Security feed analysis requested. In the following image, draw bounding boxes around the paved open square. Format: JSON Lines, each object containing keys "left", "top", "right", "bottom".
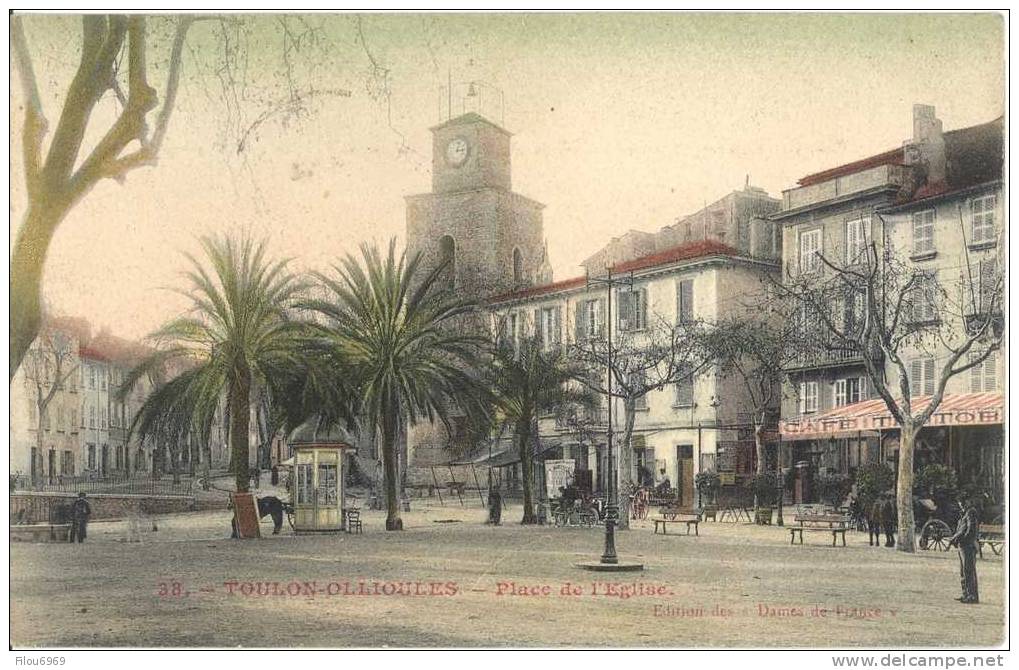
{"left": 10, "top": 505, "right": 1005, "bottom": 648}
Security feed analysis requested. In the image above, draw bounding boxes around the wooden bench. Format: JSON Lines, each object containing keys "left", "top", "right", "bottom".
{"left": 978, "top": 524, "right": 1004, "bottom": 557}
{"left": 653, "top": 511, "right": 701, "bottom": 536}
{"left": 10, "top": 523, "right": 72, "bottom": 543}
{"left": 789, "top": 514, "right": 849, "bottom": 547}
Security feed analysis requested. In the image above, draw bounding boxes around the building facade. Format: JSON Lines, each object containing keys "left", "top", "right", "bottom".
{"left": 775, "top": 105, "right": 1004, "bottom": 501}
{"left": 487, "top": 240, "right": 781, "bottom": 506}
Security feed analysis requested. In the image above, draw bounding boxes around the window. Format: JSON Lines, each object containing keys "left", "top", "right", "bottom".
{"left": 512, "top": 248, "right": 523, "bottom": 284}
{"left": 674, "top": 369, "right": 694, "bottom": 407}
{"left": 676, "top": 279, "right": 695, "bottom": 323}
{"left": 845, "top": 215, "right": 870, "bottom": 264}
{"left": 798, "top": 229, "right": 821, "bottom": 273}
{"left": 61, "top": 450, "right": 74, "bottom": 475}
{"left": 909, "top": 357, "right": 936, "bottom": 397}
{"left": 70, "top": 408, "right": 77, "bottom": 432}
{"left": 503, "top": 312, "right": 519, "bottom": 350}
{"left": 89, "top": 406, "right": 96, "bottom": 429}
{"left": 912, "top": 209, "right": 935, "bottom": 254}
{"left": 576, "top": 298, "right": 602, "bottom": 340}
{"left": 536, "top": 306, "right": 561, "bottom": 350}
{"left": 88, "top": 366, "right": 95, "bottom": 390}
{"left": 87, "top": 445, "right": 96, "bottom": 470}
{"left": 973, "top": 258, "right": 1000, "bottom": 313}
{"left": 618, "top": 288, "right": 647, "bottom": 331}
{"left": 631, "top": 372, "right": 648, "bottom": 410}
{"left": 834, "top": 377, "right": 866, "bottom": 407}
{"left": 971, "top": 195, "right": 996, "bottom": 244}
{"left": 101, "top": 371, "right": 107, "bottom": 391}
{"left": 908, "top": 271, "right": 939, "bottom": 323}
{"left": 799, "top": 381, "right": 819, "bottom": 414}
{"left": 101, "top": 407, "right": 107, "bottom": 429}
{"left": 970, "top": 352, "right": 998, "bottom": 392}
{"left": 56, "top": 406, "right": 64, "bottom": 432}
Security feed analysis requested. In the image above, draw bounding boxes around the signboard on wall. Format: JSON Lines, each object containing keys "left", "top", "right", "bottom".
{"left": 544, "top": 459, "right": 576, "bottom": 494}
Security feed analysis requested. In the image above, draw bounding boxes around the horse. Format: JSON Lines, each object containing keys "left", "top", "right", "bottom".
{"left": 230, "top": 495, "right": 286, "bottom": 537}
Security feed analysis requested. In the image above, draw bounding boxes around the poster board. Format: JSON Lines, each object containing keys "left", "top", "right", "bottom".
{"left": 544, "top": 459, "right": 576, "bottom": 495}
{"left": 232, "top": 492, "right": 261, "bottom": 539}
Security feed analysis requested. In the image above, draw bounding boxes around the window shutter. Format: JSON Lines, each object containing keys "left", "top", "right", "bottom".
{"left": 597, "top": 298, "right": 607, "bottom": 338}
{"left": 532, "top": 308, "right": 541, "bottom": 343}
{"left": 678, "top": 280, "right": 694, "bottom": 323}
{"left": 982, "top": 354, "right": 997, "bottom": 391}
{"left": 859, "top": 376, "right": 868, "bottom": 400}
{"left": 845, "top": 220, "right": 858, "bottom": 263}
{"left": 617, "top": 291, "right": 631, "bottom": 330}
{"left": 554, "top": 306, "right": 562, "bottom": 344}
{"left": 909, "top": 360, "right": 921, "bottom": 396}
{"left": 575, "top": 302, "right": 586, "bottom": 341}
{"left": 799, "top": 383, "right": 806, "bottom": 414}
{"left": 923, "top": 358, "right": 936, "bottom": 396}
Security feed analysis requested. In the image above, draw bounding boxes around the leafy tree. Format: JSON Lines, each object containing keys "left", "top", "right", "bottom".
{"left": 304, "top": 240, "right": 487, "bottom": 531}
{"left": 123, "top": 236, "right": 308, "bottom": 493}
{"left": 854, "top": 462, "right": 895, "bottom": 511}
{"left": 815, "top": 473, "right": 852, "bottom": 508}
{"left": 486, "top": 332, "right": 594, "bottom": 524}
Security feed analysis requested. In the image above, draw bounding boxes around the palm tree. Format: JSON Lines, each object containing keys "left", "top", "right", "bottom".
{"left": 486, "top": 333, "right": 594, "bottom": 524}
{"left": 123, "top": 236, "right": 309, "bottom": 493}
{"left": 304, "top": 239, "right": 487, "bottom": 531}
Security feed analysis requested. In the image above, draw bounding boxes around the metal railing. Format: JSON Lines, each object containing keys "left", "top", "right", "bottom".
{"left": 10, "top": 473, "right": 193, "bottom": 497}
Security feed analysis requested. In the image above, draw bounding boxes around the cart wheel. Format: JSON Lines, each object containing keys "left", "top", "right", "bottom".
{"left": 921, "top": 519, "right": 952, "bottom": 551}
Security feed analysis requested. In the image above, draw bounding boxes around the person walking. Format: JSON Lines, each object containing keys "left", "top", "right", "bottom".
{"left": 868, "top": 497, "right": 883, "bottom": 547}
{"left": 880, "top": 493, "right": 897, "bottom": 548}
{"left": 949, "top": 499, "right": 980, "bottom": 604}
{"left": 69, "top": 492, "right": 91, "bottom": 543}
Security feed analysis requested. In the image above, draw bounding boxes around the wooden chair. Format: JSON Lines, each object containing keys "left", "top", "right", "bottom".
{"left": 346, "top": 507, "right": 363, "bottom": 534}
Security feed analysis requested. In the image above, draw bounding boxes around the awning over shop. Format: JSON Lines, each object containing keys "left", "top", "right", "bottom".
{"left": 780, "top": 392, "right": 1004, "bottom": 441}
{"left": 448, "top": 440, "right": 567, "bottom": 468}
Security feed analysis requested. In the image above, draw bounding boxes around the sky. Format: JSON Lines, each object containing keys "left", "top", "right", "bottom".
{"left": 9, "top": 12, "right": 1006, "bottom": 340}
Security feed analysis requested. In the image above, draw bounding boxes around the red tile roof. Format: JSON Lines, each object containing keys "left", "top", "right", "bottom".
{"left": 797, "top": 147, "right": 905, "bottom": 187}
{"left": 488, "top": 239, "right": 740, "bottom": 304}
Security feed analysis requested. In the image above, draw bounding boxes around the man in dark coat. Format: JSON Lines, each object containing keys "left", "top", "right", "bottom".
{"left": 868, "top": 498, "right": 883, "bottom": 546}
{"left": 949, "top": 499, "right": 980, "bottom": 604}
{"left": 880, "top": 494, "right": 897, "bottom": 547}
{"left": 69, "top": 492, "right": 91, "bottom": 543}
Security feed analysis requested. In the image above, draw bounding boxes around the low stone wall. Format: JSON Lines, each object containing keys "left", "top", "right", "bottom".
{"left": 10, "top": 492, "right": 196, "bottom": 523}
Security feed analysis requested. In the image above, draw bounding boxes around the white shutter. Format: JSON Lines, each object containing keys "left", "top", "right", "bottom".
{"left": 799, "top": 383, "right": 806, "bottom": 414}
{"left": 859, "top": 376, "right": 868, "bottom": 400}
{"left": 984, "top": 353, "right": 997, "bottom": 391}
{"left": 909, "top": 359, "right": 922, "bottom": 396}
{"left": 923, "top": 358, "right": 936, "bottom": 396}
{"left": 845, "top": 219, "right": 859, "bottom": 263}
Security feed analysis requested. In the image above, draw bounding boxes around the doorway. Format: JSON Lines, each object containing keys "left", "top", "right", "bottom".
{"left": 676, "top": 444, "right": 694, "bottom": 508}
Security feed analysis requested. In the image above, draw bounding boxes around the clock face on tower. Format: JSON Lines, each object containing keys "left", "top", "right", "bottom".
{"left": 445, "top": 137, "right": 470, "bottom": 167}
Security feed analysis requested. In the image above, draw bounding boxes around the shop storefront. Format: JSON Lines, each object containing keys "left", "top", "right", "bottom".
{"left": 780, "top": 392, "right": 1004, "bottom": 503}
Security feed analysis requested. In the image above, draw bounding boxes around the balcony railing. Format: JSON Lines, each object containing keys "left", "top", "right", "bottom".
{"left": 785, "top": 341, "right": 881, "bottom": 371}
{"left": 555, "top": 407, "right": 608, "bottom": 431}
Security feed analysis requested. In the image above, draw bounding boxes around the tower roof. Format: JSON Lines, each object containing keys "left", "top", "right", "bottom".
{"left": 430, "top": 112, "right": 512, "bottom": 137}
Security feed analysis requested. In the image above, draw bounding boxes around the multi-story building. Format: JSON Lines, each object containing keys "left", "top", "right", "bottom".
{"left": 9, "top": 316, "right": 88, "bottom": 484}
{"left": 776, "top": 105, "right": 1004, "bottom": 500}
{"left": 488, "top": 237, "right": 782, "bottom": 507}
{"left": 581, "top": 185, "right": 781, "bottom": 275}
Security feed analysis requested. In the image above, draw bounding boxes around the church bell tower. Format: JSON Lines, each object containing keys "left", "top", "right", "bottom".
{"left": 405, "top": 86, "right": 548, "bottom": 299}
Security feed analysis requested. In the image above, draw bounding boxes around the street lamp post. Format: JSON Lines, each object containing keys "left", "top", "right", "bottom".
{"left": 585, "top": 268, "right": 633, "bottom": 566}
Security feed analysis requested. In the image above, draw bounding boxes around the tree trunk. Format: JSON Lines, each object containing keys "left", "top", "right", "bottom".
{"left": 229, "top": 368, "right": 251, "bottom": 493}
{"left": 380, "top": 399, "right": 403, "bottom": 530}
{"left": 753, "top": 419, "right": 766, "bottom": 515}
{"left": 10, "top": 204, "right": 66, "bottom": 382}
{"left": 616, "top": 399, "right": 637, "bottom": 531}
{"left": 517, "top": 418, "right": 537, "bottom": 524}
{"left": 896, "top": 422, "right": 917, "bottom": 553}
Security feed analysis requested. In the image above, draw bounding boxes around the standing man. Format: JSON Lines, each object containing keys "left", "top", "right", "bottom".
{"left": 949, "top": 499, "right": 980, "bottom": 604}
{"left": 880, "top": 493, "right": 897, "bottom": 548}
{"left": 69, "top": 492, "right": 92, "bottom": 543}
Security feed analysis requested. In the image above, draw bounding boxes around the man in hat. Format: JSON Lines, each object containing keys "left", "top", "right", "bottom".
{"left": 949, "top": 498, "right": 980, "bottom": 604}
{"left": 69, "top": 492, "right": 92, "bottom": 543}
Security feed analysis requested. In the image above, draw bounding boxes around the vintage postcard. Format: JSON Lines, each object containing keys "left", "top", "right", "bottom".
{"left": 7, "top": 9, "right": 1008, "bottom": 657}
